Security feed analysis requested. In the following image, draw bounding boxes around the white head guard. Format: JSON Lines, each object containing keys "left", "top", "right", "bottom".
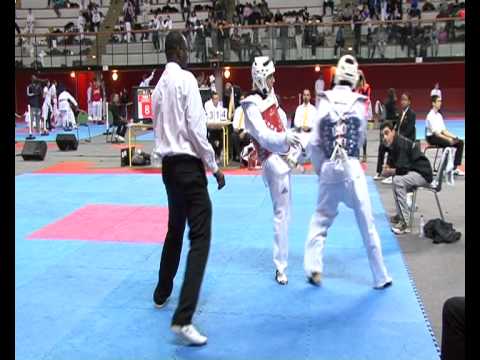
{"left": 251, "top": 56, "right": 275, "bottom": 96}
{"left": 334, "top": 55, "right": 359, "bottom": 89}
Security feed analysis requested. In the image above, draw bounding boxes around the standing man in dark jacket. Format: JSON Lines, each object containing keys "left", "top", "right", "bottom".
{"left": 395, "top": 93, "right": 416, "bottom": 142}
{"left": 27, "top": 75, "right": 44, "bottom": 135}
{"left": 374, "top": 88, "right": 399, "bottom": 180}
{"left": 380, "top": 120, "right": 433, "bottom": 234}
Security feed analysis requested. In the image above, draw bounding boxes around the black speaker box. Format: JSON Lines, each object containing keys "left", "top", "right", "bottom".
{"left": 56, "top": 134, "right": 78, "bottom": 151}
{"left": 120, "top": 147, "right": 135, "bottom": 167}
{"left": 21, "top": 141, "right": 47, "bottom": 161}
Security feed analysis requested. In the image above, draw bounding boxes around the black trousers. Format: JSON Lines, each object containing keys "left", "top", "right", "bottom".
{"left": 441, "top": 296, "right": 465, "bottom": 360}
{"left": 114, "top": 121, "right": 127, "bottom": 137}
{"left": 426, "top": 135, "right": 464, "bottom": 167}
{"left": 207, "top": 129, "right": 223, "bottom": 158}
{"left": 232, "top": 131, "right": 251, "bottom": 161}
{"left": 155, "top": 155, "right": 212, "bottom": 326}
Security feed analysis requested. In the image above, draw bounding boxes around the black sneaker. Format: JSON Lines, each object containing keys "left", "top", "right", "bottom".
{"left": 374, "top": 280, "right": 393, "bottom": 290}
{"left": 153, "top": 285, "right": 170, "bottom": 308}
{"left": 307, "top": 272, "right": 322, "bottom": 286}
{"left": 391, "top": 221, "right": 410, "bottom": 235}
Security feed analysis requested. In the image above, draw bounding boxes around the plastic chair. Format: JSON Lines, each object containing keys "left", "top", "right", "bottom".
{"left": 408, "top": 150, "right": 449, "bottom": 230}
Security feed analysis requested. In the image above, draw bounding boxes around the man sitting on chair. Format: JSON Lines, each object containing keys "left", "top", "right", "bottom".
{"left": 380, "top": 121, "right": 433, "bottom": 235}
{"left": 425, "top": 95, "right": 464, "bottom": 176}
{"left": 204, "top": 92, "right": 227, "bottom": 162}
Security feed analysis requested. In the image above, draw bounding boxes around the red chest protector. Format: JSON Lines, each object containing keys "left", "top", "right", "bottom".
{"left": 252, "top": 102, "right": 285, "bottom": 162}
{"left": 92, "top": 87, "right": 102, "bottom": 102}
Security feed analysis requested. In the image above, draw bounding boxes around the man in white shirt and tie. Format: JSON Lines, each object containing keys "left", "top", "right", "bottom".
{"left": 151, "top": 31, "right": 226, "bottom": 347}
{"left": 293, "top": 89, "right": 317, "bottom": 132}
{"left": 204, "top": 92, "right": 227, "bottom": 161}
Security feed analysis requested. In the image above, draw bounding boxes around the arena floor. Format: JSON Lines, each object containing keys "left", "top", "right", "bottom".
{"left": 15, "top": 121, "right": 465, "bottom": 359}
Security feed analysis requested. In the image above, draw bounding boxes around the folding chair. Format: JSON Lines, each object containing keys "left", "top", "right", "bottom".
{"left": 76, "top": 110, "right": 91, "bottom": 142}
{"left": 423, "top": 127, "right": 443, "bottom": 172}
{"left": 408, "top": 150, "right": 449, "bottom": 230}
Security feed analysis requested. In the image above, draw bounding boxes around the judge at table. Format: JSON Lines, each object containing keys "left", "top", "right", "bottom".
{"left": 204, "top": 92, "right": 227, "bottom": 161}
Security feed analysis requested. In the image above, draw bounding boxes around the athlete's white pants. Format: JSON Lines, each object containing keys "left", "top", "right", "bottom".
{"left": 91, "top": 100, "right": 102, "bottom": 121}
{"left": 263, "top": 162, "right": 291, "bottom": 274}
{"left": 57, "top": 109, "right": 76, "bottom": 128}
{"left": 304, "top": 159, "right": 392, "bottom": 288}
{"left": 42, "top": 102, "right": 52, "bottom": 123}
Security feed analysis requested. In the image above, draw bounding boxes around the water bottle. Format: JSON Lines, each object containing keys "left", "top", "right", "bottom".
{"left": 419, "top": 215, "right": 425, "bottom": 238}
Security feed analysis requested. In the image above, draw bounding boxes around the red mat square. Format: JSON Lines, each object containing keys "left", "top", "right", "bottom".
{"left": 28, "top": 204, "right": 169, "bottom": 243}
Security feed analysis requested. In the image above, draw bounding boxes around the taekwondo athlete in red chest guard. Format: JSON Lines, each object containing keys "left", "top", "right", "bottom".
{"left": 241, "top": 56, "right": 303, "bottom": 285}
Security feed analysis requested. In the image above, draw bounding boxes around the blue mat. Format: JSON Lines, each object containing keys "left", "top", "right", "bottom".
{"left": 15, "top": 174, "right": 440, "bottom": 360}
{"left": 15, "top": 123, "right": 106, "bottom": 142}
{"left": 136, "top": 129, "right": 155, "bottom": 141}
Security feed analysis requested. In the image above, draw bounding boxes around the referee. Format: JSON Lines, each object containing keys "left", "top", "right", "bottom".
{"left": 151, "top": 31, "right": 225, "bottom": 346}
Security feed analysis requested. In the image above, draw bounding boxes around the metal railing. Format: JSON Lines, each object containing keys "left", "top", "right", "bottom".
{"left": 15, "top": 17, "right": 464, "bottom": 69}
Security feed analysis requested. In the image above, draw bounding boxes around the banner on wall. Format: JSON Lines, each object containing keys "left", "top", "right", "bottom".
{"left": 133, "top": 86, "right": 154, "bottom": 122}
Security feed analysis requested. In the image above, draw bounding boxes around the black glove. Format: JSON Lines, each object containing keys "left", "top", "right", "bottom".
{"left": 214, "top": 170, "right": 226, "bottom": 190}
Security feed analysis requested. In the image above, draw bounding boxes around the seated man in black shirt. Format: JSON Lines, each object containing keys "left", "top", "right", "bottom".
{"left": 380, "top": 121, "right": 433, "bottom": 235}
{"left": 109, "top": 93, "right": 128, "bottom": 142}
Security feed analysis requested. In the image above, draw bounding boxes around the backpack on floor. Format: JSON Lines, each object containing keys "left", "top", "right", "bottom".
{"left": 424, "top": 218, "right": 461, "bottom": 244}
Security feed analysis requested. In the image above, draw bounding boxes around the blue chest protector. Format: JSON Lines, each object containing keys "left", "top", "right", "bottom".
{"left": 319, "top": 115, "right": 362, "bottom": 159}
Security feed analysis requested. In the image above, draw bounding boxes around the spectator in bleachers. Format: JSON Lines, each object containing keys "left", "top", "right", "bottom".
{"left": 294, "top": 17, "right": 303, "bottom": 60}
{"left": 352, "top": 8, "right": 363, "bottom": 56}
{"left": 376, "top": 23, "right": 387, "bottom": 58}
{"left": 230, "top": 26, "right": 243, "bottom": 61}
{"left": 429, "top": 23, "right": 439, "bottom": 57}
{"left": 278, "top": 20, "right": 289, "bottom": 61}
{"left": 91, "top": 6, "right": 103, "bottom": 32}
{"left": 324, "top": 0, "right": 335, "bottom": 16}
{"left": 161, "top": 15, "right": 173, "bottom": 49}
{"left": 368, "top": 0, "right": 380, "bottom": 20}
{"left": 422, "top": 1, "right": 436, "bottom": 12}
{"left": 193, "top": 20, "right": 207, "bottom": 62}
{"left": 152, "top": 14, "right": 161, "bottom": 50}
{"left": 334, "top": 25, "right": 345, "bottom": 57}
{"left": 124, "top": 0, "right": 136, "bottom": 42}
{"left": 77, "top": 11, "right": 86, "bottom": 43}
{"left": 25, "top": 9, "right": 35, "bottom": 45}
{"left": 302, "top": 6, "right": 310, "bottom": 22}
{"left": 425, "top": 95, "right": 464, "bottom": 176}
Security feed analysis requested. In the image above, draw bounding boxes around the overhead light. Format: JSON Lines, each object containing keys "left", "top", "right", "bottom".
{"left": 314, "top": 65, "right": 321, "bottom": 72}
{"left": 224, "top": 68, "right": 231, "bottom": 79}
{"left": 348, "top": 47, "right": 353, "bottom": 51}
{"left": 112, "top": 71, "right": 118, "bottom": 81}
{"left": 70, "top": 71, "right": 76, "bottom": 78}
{"left": 92, "top": 55, "right": 96, "bottom": 59}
